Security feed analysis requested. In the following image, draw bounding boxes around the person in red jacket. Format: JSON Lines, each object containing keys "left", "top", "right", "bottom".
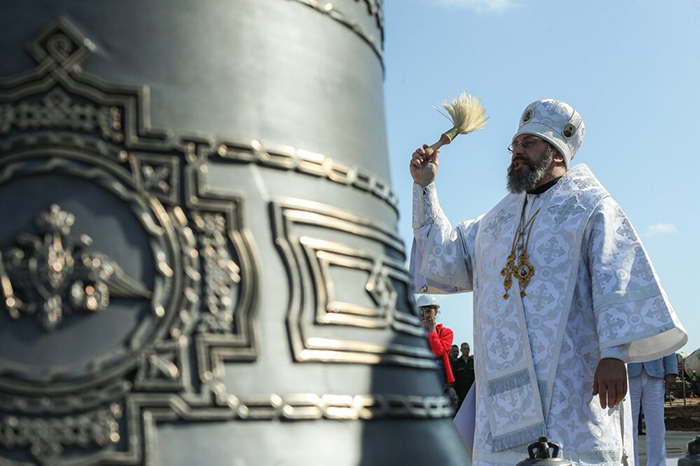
{"left": 417, "top": 295, "right": 459, "bottom": 411}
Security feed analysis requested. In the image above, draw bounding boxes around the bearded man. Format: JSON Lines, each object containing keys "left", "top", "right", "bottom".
{"left": 409, "top": 98, "right": 686, "bottom": 465}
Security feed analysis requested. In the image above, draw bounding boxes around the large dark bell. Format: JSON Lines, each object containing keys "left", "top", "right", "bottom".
{"left": 516, "top": 437, "right": 573, "bottom": 466}
{"left": 679, "top": 436, "right": 700, "bottom": 465}
{"left": 0, "top": 1, "right": 468, "bottom": 465}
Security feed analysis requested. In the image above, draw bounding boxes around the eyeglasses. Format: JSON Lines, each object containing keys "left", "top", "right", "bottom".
{"left": 507, "top": 137, "right": 541, "bottom": 153}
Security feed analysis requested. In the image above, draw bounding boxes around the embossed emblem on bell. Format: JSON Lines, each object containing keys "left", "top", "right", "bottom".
{"left": 679, "top": 436, "right": 700, "bottom": 465}
{"left": 1, "top": 204, "right": 152, "bottom": 330}
{"left": 0, "top": 3, "right": 468, "bottom": 465}
{"left": 516, "top": 437, "right": 572, "bottom": 466}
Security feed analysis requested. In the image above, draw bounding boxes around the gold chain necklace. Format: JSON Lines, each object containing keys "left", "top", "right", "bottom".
{"left": 500, "top": 206, "right": 541, "bottom": 300}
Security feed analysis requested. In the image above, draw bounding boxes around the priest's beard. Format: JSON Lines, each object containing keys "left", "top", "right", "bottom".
{"left": 506, "top": 146, "right": 556, "bottom": 193}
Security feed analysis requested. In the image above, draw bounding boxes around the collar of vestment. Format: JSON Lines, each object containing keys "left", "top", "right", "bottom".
{"left": 473, "top": 164, "right": 609, "bottom": 452}
{"left": 528, "top": 176, "right": 562, "bottom": 195}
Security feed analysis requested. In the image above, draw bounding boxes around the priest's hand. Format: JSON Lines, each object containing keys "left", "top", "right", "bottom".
{"left": 592, "top": 358, "right": 627, "bottom": 409}
{"left": 410, "top": 145, "right": 440, "bottom": 187}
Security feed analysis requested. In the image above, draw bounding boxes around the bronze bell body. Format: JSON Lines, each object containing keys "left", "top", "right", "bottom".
{"left": 0, "top": 1, "right": 468, "bottom": 465}
{"left": 516, "top": 437, "right": 573, "bottom": 466}
{"left": 679, "top": 436, "right": 700, "bottom": 465}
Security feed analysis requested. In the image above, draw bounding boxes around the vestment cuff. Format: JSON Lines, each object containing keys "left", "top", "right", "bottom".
{"left": 412, "top": 182, "right": 439, "bottom": 229}
{"left": 600, "top": 344, "right": 629, "bottom": 362}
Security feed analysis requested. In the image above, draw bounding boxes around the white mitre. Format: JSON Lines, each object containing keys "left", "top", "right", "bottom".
{"left": 513, "top": 98, "right": 585, "bottom": 166}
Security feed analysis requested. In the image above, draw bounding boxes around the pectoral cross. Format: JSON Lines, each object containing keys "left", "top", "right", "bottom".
{"left": 500, "top": 253, "right": 516, "bottom": 300}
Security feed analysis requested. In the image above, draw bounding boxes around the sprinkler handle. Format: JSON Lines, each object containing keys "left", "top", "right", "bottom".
{"left": 422, "top": 133, "right": 452, "bottom": 161}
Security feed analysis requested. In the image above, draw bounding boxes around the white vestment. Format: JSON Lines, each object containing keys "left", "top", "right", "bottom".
{"left": 410, "top": 164, "right": 687, "bottom": 466}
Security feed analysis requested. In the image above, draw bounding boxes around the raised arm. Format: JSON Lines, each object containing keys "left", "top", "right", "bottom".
{"left": 409, "top": 145, "right": 478, "bottom": 294}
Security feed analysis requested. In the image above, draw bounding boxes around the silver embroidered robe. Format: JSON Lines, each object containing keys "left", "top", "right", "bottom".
{"left": 410, "top": 164, "right": 687, "bottom": 466}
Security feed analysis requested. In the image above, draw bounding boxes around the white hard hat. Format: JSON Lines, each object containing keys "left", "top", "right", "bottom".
{"left": 416, "top": 295, "right": 440, "bottom": 309}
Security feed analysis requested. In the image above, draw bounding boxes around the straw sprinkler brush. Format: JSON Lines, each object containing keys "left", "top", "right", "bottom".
{"left": 421, "top": 91, "right": 489, "bottom": 160}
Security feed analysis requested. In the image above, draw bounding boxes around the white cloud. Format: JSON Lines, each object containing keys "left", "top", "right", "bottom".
{"left": 432, "top": 0, "right": 519, "bottom": 13}
{"left": 645, "top": 223, "right": 677, "bottom": 237}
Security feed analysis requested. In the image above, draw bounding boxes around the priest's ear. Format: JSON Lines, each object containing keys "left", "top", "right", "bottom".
{"left": 553, "top": 149, "right": 566, "bottom": 167}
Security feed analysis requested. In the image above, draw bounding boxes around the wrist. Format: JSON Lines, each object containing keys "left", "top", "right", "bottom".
{"left": 599, "top": 357, "right": 625, "bottom": 367}
{"left": 414, "top": 181, "right": 434, "bottom": 190}
{"left": 600, "top": 345, "right": 629, "bottom": 363}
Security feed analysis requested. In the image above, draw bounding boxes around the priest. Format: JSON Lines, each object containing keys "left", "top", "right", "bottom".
{"left": 409, "top": 98, "right": 687, "bottom": 466}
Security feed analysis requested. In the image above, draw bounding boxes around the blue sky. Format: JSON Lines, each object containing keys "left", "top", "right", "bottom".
{"left": 383, "top": 0, "right": 700, "bottom": 354}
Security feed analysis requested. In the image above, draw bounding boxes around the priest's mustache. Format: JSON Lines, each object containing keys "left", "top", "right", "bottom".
{"left": 510, "top": 156, "right": 533, "bottom": 168}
